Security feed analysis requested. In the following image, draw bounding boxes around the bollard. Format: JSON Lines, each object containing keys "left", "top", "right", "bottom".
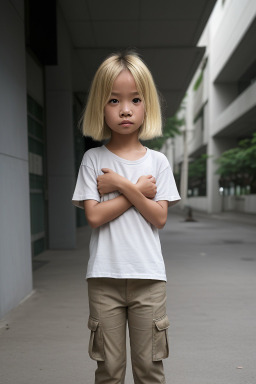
{"left": 185, "top": 206, "right": 197, "bottom": 222}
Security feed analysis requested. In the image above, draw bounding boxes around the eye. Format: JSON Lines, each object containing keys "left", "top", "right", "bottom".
{"left": 109, "top": 99, "right": 118, "bottom": 104}
{"left": 133, "top": 98, "right": 141, "bottom": 104}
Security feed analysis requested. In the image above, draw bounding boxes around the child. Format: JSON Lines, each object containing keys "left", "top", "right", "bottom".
{"left": 72, "top": 51, "right": 181, "bottom": 384}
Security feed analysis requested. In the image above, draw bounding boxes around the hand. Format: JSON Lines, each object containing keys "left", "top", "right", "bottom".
{"left": 97, "top": 168, "right": 123, "bottom": 196}
{"left": 136, "top": 175, "right": 157, "bottom": 199}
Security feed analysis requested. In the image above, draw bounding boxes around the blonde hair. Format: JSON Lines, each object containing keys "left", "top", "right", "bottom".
{"left": 82, "top": 51, "right": 162, "bottom": 141}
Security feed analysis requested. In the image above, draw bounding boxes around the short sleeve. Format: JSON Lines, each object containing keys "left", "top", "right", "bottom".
{"left": 72, "top": 164, "right": 100, "bottom": 209}
{"left": 154, "top": 166, "right": 181, "bottom": 207}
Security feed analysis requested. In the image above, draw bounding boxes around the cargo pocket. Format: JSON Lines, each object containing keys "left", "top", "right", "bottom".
{"left": 87, "top": 316, "right": 105, "bottom": 361}
{"left": 152, "top": 314, "right": 170, "bottom": 361}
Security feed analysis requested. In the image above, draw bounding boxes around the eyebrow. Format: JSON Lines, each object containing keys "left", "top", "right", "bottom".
{"left": 111, "top": 92, "right": 140, "bottom": 96}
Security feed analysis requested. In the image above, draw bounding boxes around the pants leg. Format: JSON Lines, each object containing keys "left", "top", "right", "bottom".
{"left": 87, "top": 278, "right": 127, "bottom": 384}
{"left": 128, "top": 280, "right": 169, "bottom": 384}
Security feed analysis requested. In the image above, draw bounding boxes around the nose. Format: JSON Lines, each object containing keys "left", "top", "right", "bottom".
{"left": 120, "top": 105, "right": 132, "bottom": 117}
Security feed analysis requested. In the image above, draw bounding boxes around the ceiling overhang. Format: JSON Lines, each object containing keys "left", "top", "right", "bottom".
{"left": 213, "top": 82, "right": 256, "bottom": 139}
{"left": 214, "top": 16, "right": 256, "bottom": 83}
{"left": 59, "top": 0, "right": 217, "bottom": 117}
{"left": 213, "top": 105, "right": 256, "bottom": 139}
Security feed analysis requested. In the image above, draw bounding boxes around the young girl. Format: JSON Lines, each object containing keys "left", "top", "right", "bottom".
{"left": 72, "top": 51, "right": 180, "bottom": 384}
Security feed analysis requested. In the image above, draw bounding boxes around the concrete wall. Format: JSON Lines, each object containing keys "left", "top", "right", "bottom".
{"left": 187, "top": 197, "right": 208, "bottom": 212}
{"left": 189, "top": 116, "right": 203, "bottom": 155}
{"left": 0, "top": 0, "right": 32, "bottom": 318}
{"left": 211, "top": 0, "right": 256, "bottom": 82}
{"left": 213, "top": 81, "right": 256, "bottom": 137}
{"left": 187, "top": 195, "right": 256, "bottom": 214}
{"left": 193, "top": 74, "right": 204, "bottom": 117}
{"left": 206, "top": 0, "right": 256, "bottom": 213}
{"left": 45, "top": 7, "right": 76, "bottom": 249}
{"left": 188, "top": 195, "right": 256, "bottom": 214}
{"left": 223, "top": 195, "right": 256, "bottom": 214}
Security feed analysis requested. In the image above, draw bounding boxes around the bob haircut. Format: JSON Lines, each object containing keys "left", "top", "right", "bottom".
{"left": 82, "top": 51, "right": 162, "bottom": 141}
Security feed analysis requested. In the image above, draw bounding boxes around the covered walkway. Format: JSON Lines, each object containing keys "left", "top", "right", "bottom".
{"left": 0, "top": 0, "right": 217, "bottom": 320}
{"left": 1, "top": 210, "right": 255, "bottom": 384}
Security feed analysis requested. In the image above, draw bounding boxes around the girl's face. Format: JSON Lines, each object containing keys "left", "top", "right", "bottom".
{"left": 104, "top": 70, "right": 145, "bottom": 137}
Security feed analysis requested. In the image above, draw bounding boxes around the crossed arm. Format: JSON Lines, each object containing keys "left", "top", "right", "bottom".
{"left": 83, "top": 168, "right": 168, "bottom": 229}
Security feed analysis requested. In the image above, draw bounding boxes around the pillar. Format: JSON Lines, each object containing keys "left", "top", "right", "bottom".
{"left": 45, "top": 8, "right": 76, "bottom": 249}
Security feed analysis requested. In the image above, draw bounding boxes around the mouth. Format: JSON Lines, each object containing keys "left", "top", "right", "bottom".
{"left": 119, "top": 120, "right": 133, "bottom": 126}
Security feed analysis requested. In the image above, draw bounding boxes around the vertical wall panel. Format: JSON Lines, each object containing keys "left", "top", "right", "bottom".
{"left": 0, "top": 0, "right": 32, "bottom": 319}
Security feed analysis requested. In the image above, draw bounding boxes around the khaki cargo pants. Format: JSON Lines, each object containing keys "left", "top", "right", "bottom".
{"left": 87, "top": 278, "right": 170, "bottom": 384}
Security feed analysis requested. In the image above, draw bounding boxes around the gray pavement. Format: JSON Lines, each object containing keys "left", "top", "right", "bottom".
{"left": 0, "top": 209, "right": 256, "bottom": 384}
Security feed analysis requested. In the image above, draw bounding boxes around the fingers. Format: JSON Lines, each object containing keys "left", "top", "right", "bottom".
{"left": 97, "top": 169, "right": 111, "bottom": 183}
{"left": 101, "top": 168, "right": 114, "bottom": 173}
{"left": 144, "top": 175, "right": 156, "bottom": 182}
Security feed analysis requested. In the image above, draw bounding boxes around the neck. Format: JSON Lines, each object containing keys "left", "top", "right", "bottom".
{"left": 107, "top": 132, "right": 144, "bottom": 152}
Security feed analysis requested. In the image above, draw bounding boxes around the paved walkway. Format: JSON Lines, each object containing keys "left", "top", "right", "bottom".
{"left": 0, "top": 209, "right": 256, "bottom": 384}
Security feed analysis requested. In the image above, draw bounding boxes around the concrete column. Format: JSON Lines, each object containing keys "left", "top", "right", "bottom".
{"left": 207, "top": 137, "right": 223, "bottom": 213}
{"left": 45, "top": 8, "right": 76, "bottom": 249}
{"left": 180, "top": 127, "right": 189, "bottom": 210}
{"left": 165, "top": 138, "right": 174, "bottom": 169}
{"left": 0, "top": 0, "right": 32, "bottom": 318}
{"left": 179, "top": 89, "right": 193, "bottom": 210}
{"left": 207, "top": 17, "right": 238, "bottom": 214}
{"left": 207, "top": 137, "right": 237, "bottom": 213}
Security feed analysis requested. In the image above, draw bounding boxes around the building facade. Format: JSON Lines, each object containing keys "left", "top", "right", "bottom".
{"left": 0, "top": 0, "right": 84, "bottom": 319}
{"left": 171, "top": 0, "right": 256, "bottom": 214}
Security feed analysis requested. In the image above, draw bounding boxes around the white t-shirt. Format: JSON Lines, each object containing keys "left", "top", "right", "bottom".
{"left": 72, "top": 145, "right": 181, "bottom": 281}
